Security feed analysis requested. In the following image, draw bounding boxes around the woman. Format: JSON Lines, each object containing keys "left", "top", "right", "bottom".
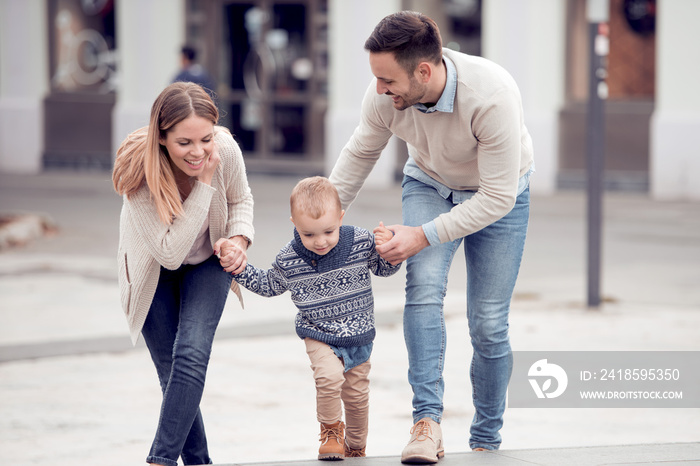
{"left": 112, "top": 82, "right": 254, "bottom": 466}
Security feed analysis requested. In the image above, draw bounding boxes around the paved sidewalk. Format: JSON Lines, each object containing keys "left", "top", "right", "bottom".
{"left": 218, "top": 442, "right": 700, "bottom": 465}
{"left": 1, "top": 171, "right": 699, "bottom": 465}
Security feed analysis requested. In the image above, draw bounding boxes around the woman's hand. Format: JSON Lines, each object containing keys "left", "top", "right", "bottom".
{"left": 214, "top": 235, "right": 248, "bottom": 274}
{"left": 196, "top": 143, "right": 221, "bottom": 186}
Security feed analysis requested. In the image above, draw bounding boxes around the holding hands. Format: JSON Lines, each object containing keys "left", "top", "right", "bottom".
{"left": 374, "top": 221, "right": 394, "bottom": 246}
{"left": 214, "top": 235, "right": 249, "bottom": 274}
{"left": 373, "top": 222, "right": 429, "bottom": 266}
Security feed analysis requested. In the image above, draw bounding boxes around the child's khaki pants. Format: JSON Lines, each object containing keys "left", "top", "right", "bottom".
{"left": 304, "top": 338, "right": 371, "bottom": 449}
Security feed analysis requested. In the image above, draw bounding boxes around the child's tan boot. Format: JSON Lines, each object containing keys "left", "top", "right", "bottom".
{"left": 344, "top": 441, "right": 366, "bottom": 457}
{"left": 318, "top": 421, "right": 345, "bottom": 460}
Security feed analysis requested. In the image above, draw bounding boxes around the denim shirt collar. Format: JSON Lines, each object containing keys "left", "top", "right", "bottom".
{"left": 413, "top": 55, "right": 457, "bottom": 114}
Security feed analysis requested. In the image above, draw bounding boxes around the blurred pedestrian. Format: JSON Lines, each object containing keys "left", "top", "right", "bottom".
{"left": 228, "top": 176, "right": 400, "bottom": 460}
{"left": 173, "top": 44, "right": 217, "bottom": 101}
{"left": 112, "top": 82, "right": 254, "bottom": 466}
{"left": 328, "top": 11, "right": 535, "bottom": 462}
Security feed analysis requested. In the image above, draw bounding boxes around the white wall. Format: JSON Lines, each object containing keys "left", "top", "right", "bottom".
{"left": 650, "top": 0, "right": 700, "bottom": 200}
{"left": 112, "top": 0, "right": 185, "bottom": 158}
{"left": 482, "top": 0, "right": 566, "bottom": 195}
{"left": 325, "top": 0, "right": 402, "bottom": 187}
{"left": 0, "top": 0, "right": 48, "bottom": 173}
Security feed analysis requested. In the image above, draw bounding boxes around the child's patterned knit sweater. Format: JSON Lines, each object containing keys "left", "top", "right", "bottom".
{"left": 234, "top": 225, "right": 401, "bottom": 347}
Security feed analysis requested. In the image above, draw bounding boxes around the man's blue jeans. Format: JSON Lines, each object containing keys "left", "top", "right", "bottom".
{"left": 401, "top": 175, "right": 530, "bottom": 451}
{"left": 141, "top": 254, "right": 232, "bottom": 466}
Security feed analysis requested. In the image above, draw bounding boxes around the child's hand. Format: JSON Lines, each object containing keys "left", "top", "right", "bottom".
{"left": 214, "top": 236, "right": 248, "bottom": 274}
{"left": 373, "top": 221, "right": 394, "bottom": 246}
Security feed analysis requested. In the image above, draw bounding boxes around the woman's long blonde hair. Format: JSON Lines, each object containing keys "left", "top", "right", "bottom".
{"left": 112, "top": 82, "right": 219, "bottom": 224}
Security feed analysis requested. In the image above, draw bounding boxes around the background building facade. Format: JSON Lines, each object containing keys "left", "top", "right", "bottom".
{"left": 0, "top": 0, "right": 698, "bottom": 199}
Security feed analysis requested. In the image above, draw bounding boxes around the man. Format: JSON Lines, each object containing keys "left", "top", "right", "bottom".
{"left": 328, "top": 11, "right": 534, "bottom": 463}
{"left": 173, "top": 45, "right": 217, "bottom": 101}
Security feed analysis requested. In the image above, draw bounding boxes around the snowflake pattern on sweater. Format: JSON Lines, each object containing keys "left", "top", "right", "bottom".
{"left": 233, "top": 225, "right": 401, "bottom": 347}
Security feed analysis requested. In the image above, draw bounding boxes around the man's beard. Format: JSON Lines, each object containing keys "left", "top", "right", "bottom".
{"left": 389, "top": 77, "right": 426, "bottom": 111}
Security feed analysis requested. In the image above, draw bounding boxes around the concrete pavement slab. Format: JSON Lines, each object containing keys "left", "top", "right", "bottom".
{"left": 213, "top": 442, "right": 700, "bottom": 465}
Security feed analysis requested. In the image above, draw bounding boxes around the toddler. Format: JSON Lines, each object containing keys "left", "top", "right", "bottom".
{"left": 230, "top": 176, "right": 400, "bottom": 460}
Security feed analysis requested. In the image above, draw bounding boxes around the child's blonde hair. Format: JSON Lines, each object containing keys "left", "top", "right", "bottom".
{"left": 290, "top": 176, "right": 342, "bottom": 219}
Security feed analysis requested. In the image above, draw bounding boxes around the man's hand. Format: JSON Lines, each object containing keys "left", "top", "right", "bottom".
{"left": 375, "top": 224, "right": 429, "bottom": 265}
{"left": 214, "top": 235, "right": 248, "bottom": 274}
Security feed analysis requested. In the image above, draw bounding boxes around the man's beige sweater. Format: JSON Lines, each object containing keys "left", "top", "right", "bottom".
{"left": 330, "top": 47, "right": 534, "bottom": 243}
{"left": 117, "top": 128, "right": 254, "bottom": 344}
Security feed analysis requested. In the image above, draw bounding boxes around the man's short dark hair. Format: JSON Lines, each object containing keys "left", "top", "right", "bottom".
{"left": 181, "top": 45, "right": 197, "bottom": 62}
{"left": 364, "top": 11, "right": 443, "bottom": 75}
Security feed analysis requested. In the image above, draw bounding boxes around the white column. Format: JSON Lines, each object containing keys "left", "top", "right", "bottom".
{"left": 0, "top": 0, "right": 48, "bottom": 173}
{"left": 483, "top": 0, "right": 566, "bottom": 195}
{"left": 650, "top": 0, "right": 700, "bottom": 200}
{"left": 325, "top": 0, "right": 401, "bottom": 187}
{"left": 112, "top": 0, "right": 185, "bottom": 159}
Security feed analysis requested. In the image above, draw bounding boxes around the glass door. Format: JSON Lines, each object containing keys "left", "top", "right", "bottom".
{"left": 44, "top": 0, "right": 117, "bottom": 169}
{"left": 189, "top": 0, "right": 328, "bottom": 175}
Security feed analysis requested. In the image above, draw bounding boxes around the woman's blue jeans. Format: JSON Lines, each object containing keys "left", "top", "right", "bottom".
{"left": 401, "top": 175, "right": 530, "bottom": 451}
{"left": 141, "top": 254, "right": 232, "bottom": 466}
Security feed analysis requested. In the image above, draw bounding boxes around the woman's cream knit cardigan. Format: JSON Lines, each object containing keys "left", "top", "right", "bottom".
{"left": 117, "top": 127, "right": 254, "bottom": 344}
